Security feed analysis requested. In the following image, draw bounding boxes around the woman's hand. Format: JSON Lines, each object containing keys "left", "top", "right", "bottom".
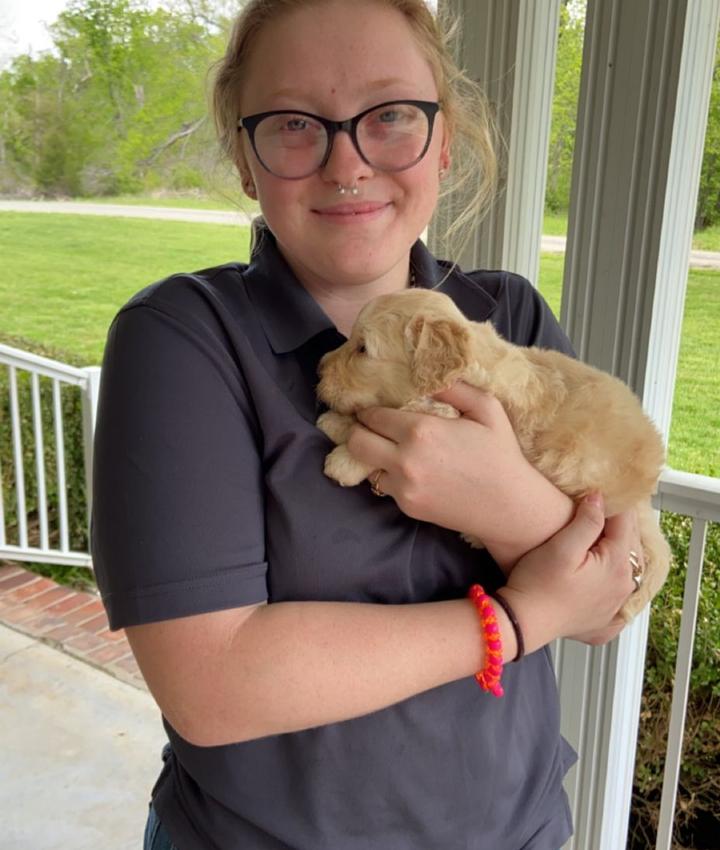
{"left": 499, "top": 494, "right": 639, "bottom": 652}
{"left": 349, "top": 382, "right": 574, "bottom": 569}
{"left": 568, "top": 615, "right": 626, "bottom": 646}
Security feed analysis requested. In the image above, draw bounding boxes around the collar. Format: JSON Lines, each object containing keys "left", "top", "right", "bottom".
{"left": 242, "top": 224, "right": 498, "bottom": 355}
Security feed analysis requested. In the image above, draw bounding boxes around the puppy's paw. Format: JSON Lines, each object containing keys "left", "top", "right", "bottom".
{"left": 324, "top": 445, "right": 373, "bottom": 487}
{"left": 317, "top": 411, "right": 356, "bottom": 444}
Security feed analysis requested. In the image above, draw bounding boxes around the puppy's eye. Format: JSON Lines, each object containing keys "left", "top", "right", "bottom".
{"left": 357, "top": 343, "right": 367, "bottom": 354}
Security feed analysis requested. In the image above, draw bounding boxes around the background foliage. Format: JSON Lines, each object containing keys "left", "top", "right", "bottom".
{"left": 0, "top": 0, "right": 234, "bottom": 198}
{"left": 548, "top": 1, "right": 720, "bottom": 228}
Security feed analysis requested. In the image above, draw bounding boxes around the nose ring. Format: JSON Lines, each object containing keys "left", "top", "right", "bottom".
{"left": 337, "top": 183, "right": 359, "bottom": 196}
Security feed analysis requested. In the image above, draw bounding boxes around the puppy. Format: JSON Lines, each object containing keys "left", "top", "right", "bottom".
{"left": 316, "top": 288, "right": 671, "bottom": 622}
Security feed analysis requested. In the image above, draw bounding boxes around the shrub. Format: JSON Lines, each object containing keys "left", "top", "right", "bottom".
{"left": 0, "top": 332, "right": 95, "bottom": 591}
{"left": 630, "top": 513, "right": 720, "bottom": 849}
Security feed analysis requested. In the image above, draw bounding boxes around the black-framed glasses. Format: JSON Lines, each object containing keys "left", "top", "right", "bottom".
{"left": 237, "top": 99, "right": 440, "bottom": 179}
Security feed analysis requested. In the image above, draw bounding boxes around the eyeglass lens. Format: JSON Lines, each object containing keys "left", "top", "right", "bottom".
{"left": 253, "top": 103, "right": 432, "bottom": 178}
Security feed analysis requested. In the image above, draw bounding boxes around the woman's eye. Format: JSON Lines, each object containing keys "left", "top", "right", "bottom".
{"left": 378, "top": 110, "right": 400, "bottom": 124}
{"left": 285, "top": 118, "right": 308, "bottom": 131}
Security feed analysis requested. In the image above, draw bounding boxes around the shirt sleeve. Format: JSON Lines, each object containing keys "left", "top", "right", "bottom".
{"left": 90, "top": 296, "right": 268, "bottom": 630}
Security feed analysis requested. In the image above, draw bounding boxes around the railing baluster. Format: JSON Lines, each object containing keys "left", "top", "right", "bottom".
{"left": 655, "top": 518, "right": 708, "bottom": 850}
{"left": 52, "top": 379, "right": 70, "bottom": 553}
{"left": 8, "top": 365, "right": 28, "bottom": 548}
{"left": 31, "top": 372, "right": 49, "bottom": 550}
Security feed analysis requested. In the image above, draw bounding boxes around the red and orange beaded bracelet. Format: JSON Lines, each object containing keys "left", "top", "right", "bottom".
{"left": 468, "top": 584, "right": 504, "bottom": 697}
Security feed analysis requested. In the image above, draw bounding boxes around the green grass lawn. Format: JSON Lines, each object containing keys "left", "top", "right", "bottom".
{"left": 72, "top": 191, "right": 260, "bottom": 215}
{"left": 692, "top": 222, "right": 720, "bottom": 251}
{"left": 0, "top": 211, "right": 717, "bottom": 475}
{"left": 0, "top": 212, "right": 250, "bottom": 362}
{"left": 542, "top": 212, "right": 570, "bottom": 236}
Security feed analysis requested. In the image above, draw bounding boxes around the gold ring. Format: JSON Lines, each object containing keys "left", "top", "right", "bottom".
{"left": 629, "top": 550, "right": 643, "bottom": 592}
{"left": 369, "top": 469, "right": 386, "bottom": 497}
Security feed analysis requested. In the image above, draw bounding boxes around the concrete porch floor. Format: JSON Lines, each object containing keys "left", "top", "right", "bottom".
{"left": 0, "top": 622, "right": 166, "bottom": 849}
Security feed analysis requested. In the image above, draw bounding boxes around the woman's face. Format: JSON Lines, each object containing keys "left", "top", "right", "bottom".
{"left": 238, "top": 0, "right": 450, "bottom": 292}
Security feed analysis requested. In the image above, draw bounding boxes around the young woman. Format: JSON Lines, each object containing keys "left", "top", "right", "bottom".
{"left": 91, "top": 2, "right": 641, "bottom": 848}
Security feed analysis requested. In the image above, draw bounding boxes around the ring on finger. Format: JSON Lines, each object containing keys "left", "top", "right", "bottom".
{"left": 629, "top": 549, "right": 643, "bottom": 593}
{"left": 369, "top": 469, "right": 387, "bottom": 498}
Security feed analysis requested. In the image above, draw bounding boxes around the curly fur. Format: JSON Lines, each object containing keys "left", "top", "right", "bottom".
{"left": 316, "top": 288, "right": 671, "bottom": 622}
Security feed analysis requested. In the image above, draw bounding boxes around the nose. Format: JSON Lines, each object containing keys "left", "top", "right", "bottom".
{"left": 320, "top": 129, "right": 374, "bottom": 187}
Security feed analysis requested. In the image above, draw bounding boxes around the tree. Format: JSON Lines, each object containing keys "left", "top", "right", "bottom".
{"left": 0, "top": 0, "right": 234, "bottom": 196}
{"left": 696, "top": 36, "right": 720, "bottom": 229}
{"left": 545, "top": 0, "right": 585, "bottom": 212}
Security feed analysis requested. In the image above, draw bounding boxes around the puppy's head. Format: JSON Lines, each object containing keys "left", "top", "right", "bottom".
{"left": 317, "top": 289, "right": 473, "bottom": 414}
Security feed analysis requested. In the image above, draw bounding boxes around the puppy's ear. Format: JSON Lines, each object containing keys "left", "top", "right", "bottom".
{"left": 406, "top": 315, "right": 473, "bottom": 394}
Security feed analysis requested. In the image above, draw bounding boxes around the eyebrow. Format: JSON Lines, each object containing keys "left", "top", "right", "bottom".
{"left": 268, "top": 78, "right": 414, "bottom": 101}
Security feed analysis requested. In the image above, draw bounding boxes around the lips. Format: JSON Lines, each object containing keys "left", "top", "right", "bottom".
{"left": 313, "top": 202, "right": 391, "bottom": 216}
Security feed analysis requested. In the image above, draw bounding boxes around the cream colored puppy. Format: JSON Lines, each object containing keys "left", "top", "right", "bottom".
{"left": 316, "top": 288, "right": 670, "bottom": 622}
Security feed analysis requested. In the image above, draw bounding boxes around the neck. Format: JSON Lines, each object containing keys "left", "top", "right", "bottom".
{"left": 280, "top": 250, "right": 413, "bottom": 337}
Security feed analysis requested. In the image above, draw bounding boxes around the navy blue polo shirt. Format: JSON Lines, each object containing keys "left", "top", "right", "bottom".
{"left": 91, "top": 229, "right": 577, "bottom": 850}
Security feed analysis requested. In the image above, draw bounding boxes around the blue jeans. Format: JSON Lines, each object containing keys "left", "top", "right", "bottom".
{"left": 143, "top": 803, "right": 178, "bottom": 850}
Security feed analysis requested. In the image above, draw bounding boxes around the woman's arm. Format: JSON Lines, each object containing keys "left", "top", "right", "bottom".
{"left": 351, "top": 382, "right": 575, "bottom": 571}
{"left": 126, "top": 495, "right": 636, "bottom": 747}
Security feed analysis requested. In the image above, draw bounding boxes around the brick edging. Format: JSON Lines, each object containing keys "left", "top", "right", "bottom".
{"left": 0, "top": 563, "right": 146, "bottom": 691}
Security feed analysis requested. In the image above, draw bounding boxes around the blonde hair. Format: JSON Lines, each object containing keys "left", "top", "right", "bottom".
{"left": 211, "top": 0, "right": 497, "bottom": 261}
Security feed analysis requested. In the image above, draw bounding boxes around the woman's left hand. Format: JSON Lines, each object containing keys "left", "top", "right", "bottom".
{"left": 347, "top": 382, "right": 575, "bottom": 571}
{"left": 568, "top": 614, "right": 627, "bottom": 645}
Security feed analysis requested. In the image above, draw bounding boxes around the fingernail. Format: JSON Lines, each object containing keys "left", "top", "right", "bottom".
{"left": 585, "top": 491, "right": 603, "bottom": 508}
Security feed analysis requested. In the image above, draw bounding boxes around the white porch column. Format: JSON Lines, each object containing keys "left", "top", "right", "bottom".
{"left": 556, "top": 3, "right": 719, "bottom": 849}
{"left": 430, "top": 0, "right": 560, "bottom": 284}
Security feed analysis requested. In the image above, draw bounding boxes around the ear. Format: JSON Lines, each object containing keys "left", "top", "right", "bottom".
{"left": 235, "top": 141, "right": 258, "bottom": 200}
{"left": 239, "top": 168, "right": 257, "bottom": 200}
{"left": 242, "top": 176, "right": 257, "bottom": 200}
{"left": 406, "top": 315, "right": 473, "bottom": 394}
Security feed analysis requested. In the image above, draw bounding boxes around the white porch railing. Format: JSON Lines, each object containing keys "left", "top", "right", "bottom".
{"left": 549, "top": 469, "right": 719, "bottom": 850}
{"left": 650, "top": 469, "right": 720, "bottom": 850}
{"left": 0, "top": 342, "right": 100, "bottom": 568}
{"left": 1, "top": 341, "right": 718, "bottom": 847}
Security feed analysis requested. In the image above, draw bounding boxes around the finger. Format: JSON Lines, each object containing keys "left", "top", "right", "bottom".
{"left": 551, "top": 492, "right": 606, "bottom": 564}
{"left": 345, "top": 420, "right": 399, "bottom": 471}
{"left": 595, "top": 510, "right": 636, "bottom": 564}
{"left": 601, "top": 509, "right": 635, "bottom": 544}
{"left": 593, "top": 510, "right": 639, "bottom": 596}
{"left": 355, "top": 406, "right": 427, "bottom": 442}
{"left": 432, "top": 382, "right": 507, "bottom": 429}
